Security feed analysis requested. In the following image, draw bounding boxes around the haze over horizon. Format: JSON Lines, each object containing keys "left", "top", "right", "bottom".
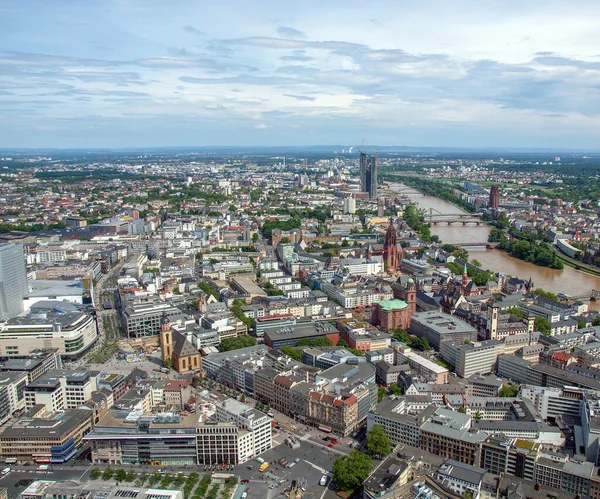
{"left": 2, "top": 1, "right": 600, "bottom": 149}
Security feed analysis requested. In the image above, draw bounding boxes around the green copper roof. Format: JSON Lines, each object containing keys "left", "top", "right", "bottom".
{"left": 376, "top": 299, "right": 408, "bottom": 311}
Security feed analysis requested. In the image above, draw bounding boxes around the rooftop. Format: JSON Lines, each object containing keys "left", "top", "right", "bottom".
{"left": 375, "top": 299, "right": 408, "bottom": 311}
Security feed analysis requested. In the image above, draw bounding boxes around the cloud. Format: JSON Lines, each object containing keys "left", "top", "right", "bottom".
{"left": 183, "top": 26, "right": 204, "bottom": 36}
{"left": 283, "top": 94, "right": 316, "bottom": 101}
{"left": 277, "top": 26, "right": 306, "bottom": 39}
{"left": 3, "top": 2, "right": 600, "bottom": 148}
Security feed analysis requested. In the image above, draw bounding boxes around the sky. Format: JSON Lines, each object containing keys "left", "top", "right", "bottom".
{"left": 2, "top": 0, "right": 600, "bottom": 149}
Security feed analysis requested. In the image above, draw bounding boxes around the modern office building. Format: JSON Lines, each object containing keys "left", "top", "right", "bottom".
{"left": 0, "top": 301, "right": 97, "bottom": 359}
{"left": 360, "top": 151, "right": 378, "bottom": 199}
{"left": 121, "top": 297, "right": 186, "bottom": 338}
{"left": 0, "top": 408, "right": 94, "bottom": 463}
{"left": 480, "top": 434, "right": 538, "bottom": 481}
{"left": 86, "top": 410, "right": 199, "bottom": 466}
{"left": 0, "top": 243, "right": 27, "bottom": 321}
{"left": 440, "top": 340, "right": 504, "bottom": 378}
{"left": 409, "top": 311, "right": 477, "bottom": 350}
{"left": 263, "top": 321, "right": 339, "bottom": 349}
{"left": 24, "top": 370, "right": 99, "bottom": 412}
{"left": 0, "top": 349, "right": 62, "bottom": 383}
{"left": 214, "top": 398, "right": 272, "bottom": 460}
{"left": 419, "top": 408, "right": 487, "bottom": 465}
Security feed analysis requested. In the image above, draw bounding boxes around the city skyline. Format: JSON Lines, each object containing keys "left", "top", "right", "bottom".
{"left": 2, "top": 1, "right": 600, "bottom": 149}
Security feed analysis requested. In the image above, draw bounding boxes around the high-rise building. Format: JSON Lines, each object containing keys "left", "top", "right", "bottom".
{"left": 489, "top": 185, "right": 500, "bottom": 209}
{"left": 0, "top": 244, "right": 27, "bottom": 321}
{"left": 360, "top": 152, "right": 378, "bottom": 198}
{"left": 343, "top": 196, "right": 356, "bottom": 214}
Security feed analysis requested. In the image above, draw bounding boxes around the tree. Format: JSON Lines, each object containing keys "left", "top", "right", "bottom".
{"left": 578, "top": 320, "right": 587, "bottom": 329}
{"left": 312, "top": 337, "right": 334, "bottom": 347}
{"left": 367, "top": 424, "right": 392, "bottom": 456}
{"left": 389, "top": 384, "right": 402, "bottom": 396}
{"left": 471, "top": 259, "right": 481, "bottom": 268}
{"left": 126, "top": 470, "right": 137, "bottom": 482}
{"left": 102, "top": 467, "right": 114, "bottom": 480}
{"left": 296, "top": 338, "right": 312, "bottom": 347}
{"left": 499, "top": 384, "right": 519, "bottom": 397}
{"left": 473, "top": 410, "right": 483, "bottom": 421}
{"left": 279, "top": 236, "right": 291, "bottom": 244}
{"left": 91, "top": 469, "right": 101, "bottom": 480}
{"left": 378, "top": 386, "right": 386, "bottom": 403}
{"left": 163, "top": 358, "right": 172, "bottom": 369}
{"left": 332, "top": 451, "right": 373, "bottom": 491}
{"left": 457, "top": 406, "right": 466, "bottom": 413}
{"left": 218, "top": 335, "right": 257, "bottom": 352}
{"left": 115, "top": 469, "right": 127, "bottom": 482}
{"left": 280, "top": 345, "right": 303, "bottom": 361}
{"left": 410, "top": 336, "right": 432, "bottom": 351}
{"left": 593, "top": 316, "right": 600, "bottom": 327}
{"left": 534, "top": 316, "right": 552, "bottom": 336}
{"left": 392, "top": 327, "right": 410, "bottom": 344}
{"left": 252, "top": 232, "right": 259, "bottom": 242}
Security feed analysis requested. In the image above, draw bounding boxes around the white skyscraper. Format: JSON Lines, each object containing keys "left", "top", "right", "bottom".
{"left": 0, "top": 244, "right": 28, "bottom": 320}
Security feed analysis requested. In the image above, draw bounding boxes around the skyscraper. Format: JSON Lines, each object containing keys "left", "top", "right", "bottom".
{"left": 360, "top": 151, "right": 378, "bottom": 198}
{"left": 489, "top": 185, "right": 500, "bottom": 210}
{"left": 0, "top": 244, "right": 28, "bottom": 321}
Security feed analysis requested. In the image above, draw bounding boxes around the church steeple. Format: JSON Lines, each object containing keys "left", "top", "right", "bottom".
{"left": 160, "top": 312, "right": 173, "bottom": 366}
{"left": 462, "top": 263, "right": 469, "bottom": 292}
{"left": 384, "top": 218, "right": 401, "bottom": 271}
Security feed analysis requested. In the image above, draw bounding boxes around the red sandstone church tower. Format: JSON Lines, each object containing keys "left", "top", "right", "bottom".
{"left": 462, "top": 263, "right": 469, "bottom": 292}
{"left": 384, "top": 220, "right": 401, "bottom": 271}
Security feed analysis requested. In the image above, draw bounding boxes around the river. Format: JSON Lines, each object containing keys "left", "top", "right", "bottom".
{"left": 389, "top": 182, "right": 600, "bottom": 301}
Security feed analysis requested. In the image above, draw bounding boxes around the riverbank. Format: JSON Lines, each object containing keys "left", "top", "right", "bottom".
{"left": 550, "top": 246, "right": 600, "bottom": 278}
{"left": 388, "top": 181, "right": 600, "bottom": 298}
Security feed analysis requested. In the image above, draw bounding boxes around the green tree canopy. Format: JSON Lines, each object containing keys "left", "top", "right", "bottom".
{"left": 218, "top": 335, "right": 257, "bottom": 352}
{"left": 332, "top": 451, "right": 373, "bottom": 492}
{"left": 499, "top": 384, "right": 519, "bottom": 397}
{"left": 534, "top": 316, "right": 552, "bottom": 336}
{"left": 366, "top": 424, "right": 392, "bottom": 456}
{"left": 389, "top": 384, "right": 402, "bottom": 396}
{"left": 280, "top": 345, "right": 303, "bottom": 361}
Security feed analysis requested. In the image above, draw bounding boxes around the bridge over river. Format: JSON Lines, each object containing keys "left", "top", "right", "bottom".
{"left": 568, "top": 290, "right": 600, "bottom": 301}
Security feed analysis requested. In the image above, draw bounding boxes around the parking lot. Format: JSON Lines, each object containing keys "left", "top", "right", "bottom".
{"left": 232, "top": 439, "right": 339, "bottom": 499}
